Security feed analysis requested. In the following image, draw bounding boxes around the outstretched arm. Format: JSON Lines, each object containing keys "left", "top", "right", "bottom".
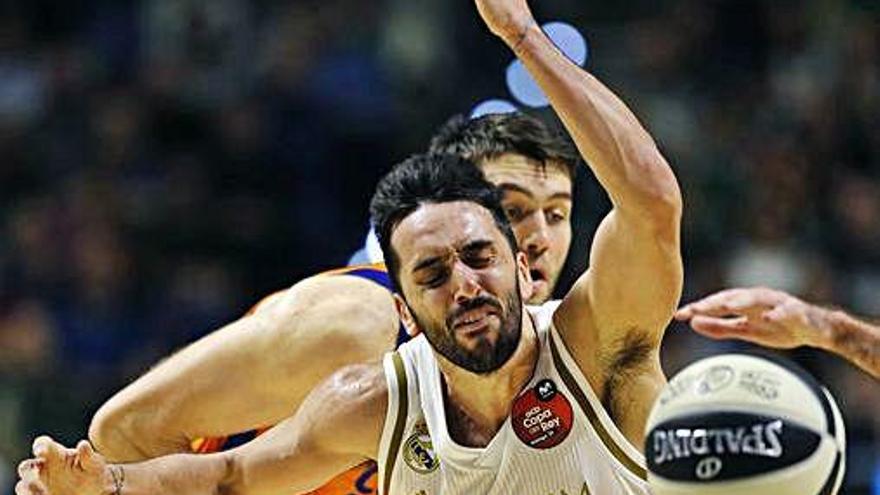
{"left": 475, "top": 0, "right": 682, "bottom": 444}
{"left": 18, "top": 364, "right": 387, "bottom": 495}
{"left": 89, "top": 274, "right": 398, "bottom": 462}
{"left": 676, "top": 287, "right": 880, "bottom": 379}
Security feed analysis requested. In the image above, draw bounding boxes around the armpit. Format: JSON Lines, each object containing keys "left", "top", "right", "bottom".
{"left": 601, "top": 329, "right": 655, "bottom": 417}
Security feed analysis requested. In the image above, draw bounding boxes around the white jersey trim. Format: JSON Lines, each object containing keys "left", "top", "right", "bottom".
{"left": 378, "top": 352, "right": 408, "bottom": 495}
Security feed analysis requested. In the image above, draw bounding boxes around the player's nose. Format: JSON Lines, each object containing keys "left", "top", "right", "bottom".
{"left": 451, "top": 262, "right": 482, "bottom": 304}
{"left": 523, "top": 214, "right": 550, "bottom": 258}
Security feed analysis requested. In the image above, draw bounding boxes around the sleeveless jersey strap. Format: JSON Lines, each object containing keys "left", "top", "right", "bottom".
{"left": 547, "top": 326, "right": 648, "bottom": 481}
{"left": 378, "top": 351, "right": 410, "bottom": 495}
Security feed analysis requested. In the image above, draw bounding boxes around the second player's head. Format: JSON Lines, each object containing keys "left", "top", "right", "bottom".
{"left": 429, "top": 112, "right": 578, "bottom": 303}
{"left": 371, "top": 153, "right": 532, "bottom": 374}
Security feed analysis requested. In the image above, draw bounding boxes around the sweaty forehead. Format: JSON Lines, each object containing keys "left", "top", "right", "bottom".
{"left": 479, "top": 153, "right": 573, "bottom": 200}
{"left": 391, "top": 201, "right": 503, "bottom": 267}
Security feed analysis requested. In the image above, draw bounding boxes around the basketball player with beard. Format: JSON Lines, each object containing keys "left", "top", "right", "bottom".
{"left": 85, "top": 110, "right": 578, "bottom": 495}
{"left": 16, "top": 0, "right": 682, "bottom": 493}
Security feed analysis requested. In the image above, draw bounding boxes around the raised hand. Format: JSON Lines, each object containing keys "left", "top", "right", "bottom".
{"left": 473, "top": 0, "right": 537, "bottom": 47}
{"left": 674, "top": 287, "right": 831, "bottom": 350}
{"left": 16, "top": 436, "right": 114, "bottom": 495}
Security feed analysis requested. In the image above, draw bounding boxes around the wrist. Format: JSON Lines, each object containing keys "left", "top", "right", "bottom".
{"left": 808, "top": 307, "right": 843, "bottom": 352}
{"left": 504, "top": 18, "right": 540, "bottom": 54}
{"left": 103, "top": 465, "right": 125, "bottom": 495}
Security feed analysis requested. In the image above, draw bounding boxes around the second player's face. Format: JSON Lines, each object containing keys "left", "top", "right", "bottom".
{"left": 480, "top": 154, "right": 573, "bottom": 304}
{"left": 391, "top": 201, "right": 530, "bottom": 374}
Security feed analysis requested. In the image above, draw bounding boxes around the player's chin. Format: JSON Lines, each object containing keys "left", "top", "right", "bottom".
{"left": 526, "top": 282, "right": 552, "bottom": 305}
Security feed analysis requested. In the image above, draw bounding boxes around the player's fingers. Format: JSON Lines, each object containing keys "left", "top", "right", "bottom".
{"left": 691, "top": 314, "right": 797, "bottom": 349}
{"left": 678, "top": 290, "right": 774, "bottom": 319}
{"left": 31, "top": 436, "right": 62, "bottom": 461}
{"left": 17, "top": 459, "right": 43, "bottom": 480}
{"left": 76, "top": 440, "right": 100, "bottom": 470}
{"left": 31, "top": 436, "right": 50, "bottom": 457}
{"left": 15, "top": 479, "right": 46, "bottom": 495}
{"left": 681, "top": 290, "right": 747, "bottom": 314}
{"left": 676, "top": 293, "right": 740, "bottom": 319}
{"left": 689, "top": 315, "right": 753, "bottom": 338}
{"left": 673, "top": 305, "right": 693, "bottom": 320}
{"left": 28, "top": 480, "right": 46, "bottom": 495}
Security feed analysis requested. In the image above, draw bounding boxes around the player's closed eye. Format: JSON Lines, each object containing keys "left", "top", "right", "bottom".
{"left": 462, "top": 246, "right": 496, "bottom": 269}
{"left": 423, "top": 270, "right": 449, "bottom": 288}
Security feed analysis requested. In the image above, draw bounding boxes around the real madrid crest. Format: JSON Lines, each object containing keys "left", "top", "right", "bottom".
{"left": 403, "top": 422, "right": 440, "bottom": 474}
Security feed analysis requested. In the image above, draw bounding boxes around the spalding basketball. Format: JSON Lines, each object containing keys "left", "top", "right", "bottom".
{"left": 645, "top": 353, "right": 846, "bottom": 495}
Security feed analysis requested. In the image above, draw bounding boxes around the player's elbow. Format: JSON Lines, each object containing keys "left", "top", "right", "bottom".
{"left": 643, "top": 158, "right": 683, "bottom": 223}
{"left": 631, "top": 183, "right": 682, "bottom": 240}
{"left": 88, "top": 400, "right": 144, "bottom": 461}
{"left": 624, "top": 152, "right": 683, "bottom": 228}
{"left": 89, "top": 395, "right": 184, "bottom": 462}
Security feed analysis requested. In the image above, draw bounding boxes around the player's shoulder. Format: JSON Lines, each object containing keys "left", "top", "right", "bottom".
{"left": 256, "top": 264, "right": 396, "bottom": 325}
{"left": 288, "top": 263, "right": 390, "bottom": 301}
{"left": 318, "top": 262, "right": 388, "bottom": 279}
{"left": 229, "top": 264, "right": 401, "bottom": 371}
{"left": 254, "top": 267, "right": 399, "bottom": 356}
{"left": 248, "top": 263, "right": 389, "bottom": 311}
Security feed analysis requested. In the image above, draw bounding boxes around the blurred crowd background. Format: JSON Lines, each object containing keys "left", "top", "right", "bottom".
{"left": 0, "top": 0, "right": 877, "bottom": 492}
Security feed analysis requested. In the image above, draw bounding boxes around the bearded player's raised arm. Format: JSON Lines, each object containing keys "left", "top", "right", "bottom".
{"left": 89, "top": 273, "right": 398, "bottom": 462}
{"left": 474, "top": 0, "right": 682, "bottom": 447}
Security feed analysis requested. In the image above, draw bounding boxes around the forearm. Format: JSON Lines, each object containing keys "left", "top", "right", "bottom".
{"left": 87, "top": 318, "right": 269, "bottom": 461}
{"left": 90, "top": 313, "right": 288, "bottom": 461}
{"left": 509, "top": 23, "right": 681, "bottom": 216}
{"left": 100, "top": 412, "right": 371, "bottom": 495}
{"left": 817, "top": 309, "right": 880, "bottom": 379}
{"left": 91, "top": 276, "right": 396, "bottom": 464}
{"left": 105, "top": 453, "right": 234, "bottom": 495}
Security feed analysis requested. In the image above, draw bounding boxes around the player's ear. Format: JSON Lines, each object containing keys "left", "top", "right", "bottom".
{"left": 394, "top": 294, "right": 421, "bottom": 337}
{"left": 515, "top": 251, "right": 535, "bottom": 302}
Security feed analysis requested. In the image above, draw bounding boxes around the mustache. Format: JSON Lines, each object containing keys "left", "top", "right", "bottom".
{"left": 446, "top": 296, "right": 504, "bottom": 329}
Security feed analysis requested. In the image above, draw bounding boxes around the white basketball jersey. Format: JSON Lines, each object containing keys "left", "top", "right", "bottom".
{"left": 377, "top": 301, "right": 651, "bottom": 495}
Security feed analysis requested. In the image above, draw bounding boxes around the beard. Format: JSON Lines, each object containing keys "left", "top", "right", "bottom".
{"left": 414, "top": 278, "right": 523, "bottom": 374}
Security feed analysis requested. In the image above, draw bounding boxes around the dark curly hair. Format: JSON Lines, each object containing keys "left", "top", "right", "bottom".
{"left": 428, "top": 112, "right": 579, "bottom": 179}
{"left": 370, "top": 153, "right": 518, "bottom": 293}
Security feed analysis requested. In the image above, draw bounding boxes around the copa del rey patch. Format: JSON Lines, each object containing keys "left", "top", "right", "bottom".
{"left": 511, "top": 379, "right": 573, "bottom": 449}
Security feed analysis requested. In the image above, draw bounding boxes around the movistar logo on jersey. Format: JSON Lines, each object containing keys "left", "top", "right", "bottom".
{"left": 403, "top": 423, "right": 440, "bottom": 474}
{"left": 652, "top": 419, "right": 784, "bottom": 465}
